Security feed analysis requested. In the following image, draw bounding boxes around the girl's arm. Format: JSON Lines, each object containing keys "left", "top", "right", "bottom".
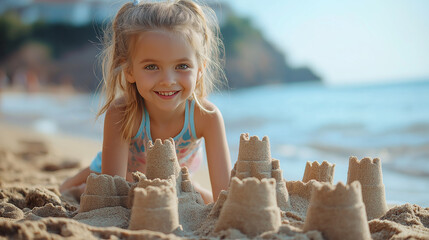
{"left": 197, "top": 101, "right": 232, "bottom": 202}
{"left": 101, "top": 100, "right": 130, "bottom": 179}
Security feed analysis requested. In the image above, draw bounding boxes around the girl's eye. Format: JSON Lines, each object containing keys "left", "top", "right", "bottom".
{"left": 144, "top": 64, "right": 158, "bottom": 70}
{"left": 176, "top": 64, "right": 190, "bottom": 70}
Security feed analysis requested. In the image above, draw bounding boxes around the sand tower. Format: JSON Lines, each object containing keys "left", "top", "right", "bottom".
{"left": 146, "top": 138, "right": 181, "bottom": 180}
{"left": 302, "top": 160, "right": 335, "bottom": 184}
{"left": 79, "top": 174, "right": 130, "bottom": 212}
{"left": 235, "top": 133, "right": 271, "bottom": 179}
{"left": 180, "top": 167, "right": 204, "bottom": 205}
{"left": 128, "top": 185, "right": 179, "bottom": 233}
{"left": 128, "top": 176, "right": 175, "bottom": 208}
{"left": 144, "top": 138, "right": 183, "bottom": 195}
{"left": 177, "top": 167, "right": 206, "bottom": 231}
{"left": 214, "top": 177, "right": 281, "bottom": 237}
{"left": 136, "top": 138, "right": 207, "bottom": 231}
{"left": 347, "top": 156, "right": 388, "bottom": 220}
{"left": 286, "top": 180, "right": 319, "bottom": 200}
{"left": 303, "top": 181, "right": 371, "bottom": 240}
{"left": 232, "top": 133, "right": 290, "bottom": 210}
{"left": 271, "top": 159, "right": 290, "bottom": 210}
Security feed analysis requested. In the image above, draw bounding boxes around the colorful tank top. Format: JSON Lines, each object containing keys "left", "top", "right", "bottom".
{"left": 128, "top": 99, "right": 203, "bottom": 173}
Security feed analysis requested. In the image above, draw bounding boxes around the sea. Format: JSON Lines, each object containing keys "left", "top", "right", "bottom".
{"left": 1, "top": 79, "right": 428, "bottom": 207}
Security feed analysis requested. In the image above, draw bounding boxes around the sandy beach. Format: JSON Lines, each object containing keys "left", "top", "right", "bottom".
{"left": 1, "top": 121, "right": 429, "bottom": 239}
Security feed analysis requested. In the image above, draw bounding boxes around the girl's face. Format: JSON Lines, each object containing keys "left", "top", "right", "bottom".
{"left": 126, "top": 30, "right": 201, "bottom": 113}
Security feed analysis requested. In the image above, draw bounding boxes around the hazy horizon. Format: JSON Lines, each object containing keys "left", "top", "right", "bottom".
{"left": 225, "top": 0, "right": 429, "bottom": 85}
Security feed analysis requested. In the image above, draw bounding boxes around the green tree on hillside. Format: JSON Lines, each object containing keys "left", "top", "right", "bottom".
{"left": 0, "top": 12, "right": 31, "bottom": 59}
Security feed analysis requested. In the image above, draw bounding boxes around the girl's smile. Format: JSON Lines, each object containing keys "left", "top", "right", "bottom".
{"left": 154, "top": 90, "right": 181, "bottom": 99}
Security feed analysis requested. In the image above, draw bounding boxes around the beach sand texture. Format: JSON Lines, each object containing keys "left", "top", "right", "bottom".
{"left": 1, "top": 126, "right": 429, "bottom": 239}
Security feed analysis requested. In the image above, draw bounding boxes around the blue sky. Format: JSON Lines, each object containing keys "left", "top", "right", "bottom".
{"left": 224, "top": 0, "right": 429, "bottom": 85}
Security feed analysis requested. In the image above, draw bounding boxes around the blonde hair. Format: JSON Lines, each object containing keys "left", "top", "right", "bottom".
{"left": 98, "top": 0, "right": 226, "bottom": 140}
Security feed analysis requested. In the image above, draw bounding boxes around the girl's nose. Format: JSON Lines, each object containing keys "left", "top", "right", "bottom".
{"left": 159, "top": 70, "right": 176, "bottom": 86}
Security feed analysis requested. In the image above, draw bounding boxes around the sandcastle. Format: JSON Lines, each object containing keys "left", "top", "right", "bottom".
{"left": 130, "top": 138, "right": 206, "bottom": 232}
{"left": 128, "top": 138, "right": 182, "bottom": 206}
{"left": 129, "top": 185, "right": 179, "bottom": 233}
{"left": 79, "top": 138, "right": 206, "bottom": 233}
{"left": 286, "top": 180, "right": 319, "bottom": 200}
{"left": 347, "top": 156, "right": 388, "bottom": 220}
{"left": 214, "top": 177, "right": 281, "bottom": 237}
{"left": 79, "top": 174, "right": 130, "bottom": 212}
{"left": 303, "top": 181, "right": 371, "bottom": 239}
{"left": 284, "top": 160, "right": 335, "bottom": 202}
{"left": 229, "top": 133, "right": 290, "bottom": 210}
{"left": 204, "top": 134, "right": 388, "bottom": 238}
{"left": 302, "top": 160, "right": 335, "bottom": 184}
{"left": 75, "top": 133, "right": 390, "bottom": 239}
{"left": 208, "top": 134, "right": 288, "bottom": 237}
{"left": 145, "top": 139, "right": 181, "bottom": 181}
{"left": 128, "top": 174, "right": 179, "bottom": 233}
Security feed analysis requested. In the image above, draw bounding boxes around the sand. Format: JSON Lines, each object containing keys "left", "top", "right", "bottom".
{"left": 1, "top": 124, "right": 429, "bottom": 240}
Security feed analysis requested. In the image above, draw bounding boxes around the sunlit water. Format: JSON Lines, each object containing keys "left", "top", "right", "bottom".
{"left": 1, "top": 80, "right": 429, "bottom": 207}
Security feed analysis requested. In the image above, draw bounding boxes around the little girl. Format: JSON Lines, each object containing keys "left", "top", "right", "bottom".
{"left": 60, "top": 0, "right": 231, "bottom": 203}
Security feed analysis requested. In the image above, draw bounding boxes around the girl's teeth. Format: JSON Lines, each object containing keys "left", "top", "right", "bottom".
{"left": 158, "top": 91, "right": 176, "bottom": 96}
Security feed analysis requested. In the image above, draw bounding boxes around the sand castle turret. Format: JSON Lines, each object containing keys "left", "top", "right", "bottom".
{"left": 302, "top": 161, "right": 335, "bottom": 184}
{"left": 177, "top": 167, "right": 206, "bottom": 231}
{"left": 233, "top": 133, "right": 290, "bottom": 210}
{"left": 303, "top": 181, "right": 371, "bottom": 240}
{"left": 79, "top": 174, "right": 130, "bottom": 212}
{"left": 286, "top": 180, "right": 319, "bottom": 200}
{"left": 146, "top": 138, "right": 181, "bottom": 180}
{"left": 237, "top": 134, "right": 271, "bottom": 161}
{"left": 347, "top": 156, "right": 388, "bottom": 220}
{"left": 271, "top": 159, "right": 290, "bottom": 210}
{"left": 128, "top": 185, "right": 179, "bottom": 233}
{"left": 144, "top": 138, "right": 184, "bottom": 195}
{"left": 235, "top": 133, "right": 271, "bottom": 180}
{"left": 180, "top": 167, "right": 204, "bottom": 199}
{"left": 128, "top": 177, "right": 175, "bottom": 208}
{"left": 180, "top": 167, "right": 193, "bottom": 193}
{"left": 215, "top": 177, "right": 281, "bottom": 237}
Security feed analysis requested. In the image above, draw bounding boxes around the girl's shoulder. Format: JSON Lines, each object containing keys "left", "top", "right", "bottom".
{"left": 193, "top": 99, "right": 224, "bottom": 138}
{"left": 104, "top": 97, "right": 142, "bottom": 139}
{"left": 105, "top": 97, "right": 127, "bottom": 116}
